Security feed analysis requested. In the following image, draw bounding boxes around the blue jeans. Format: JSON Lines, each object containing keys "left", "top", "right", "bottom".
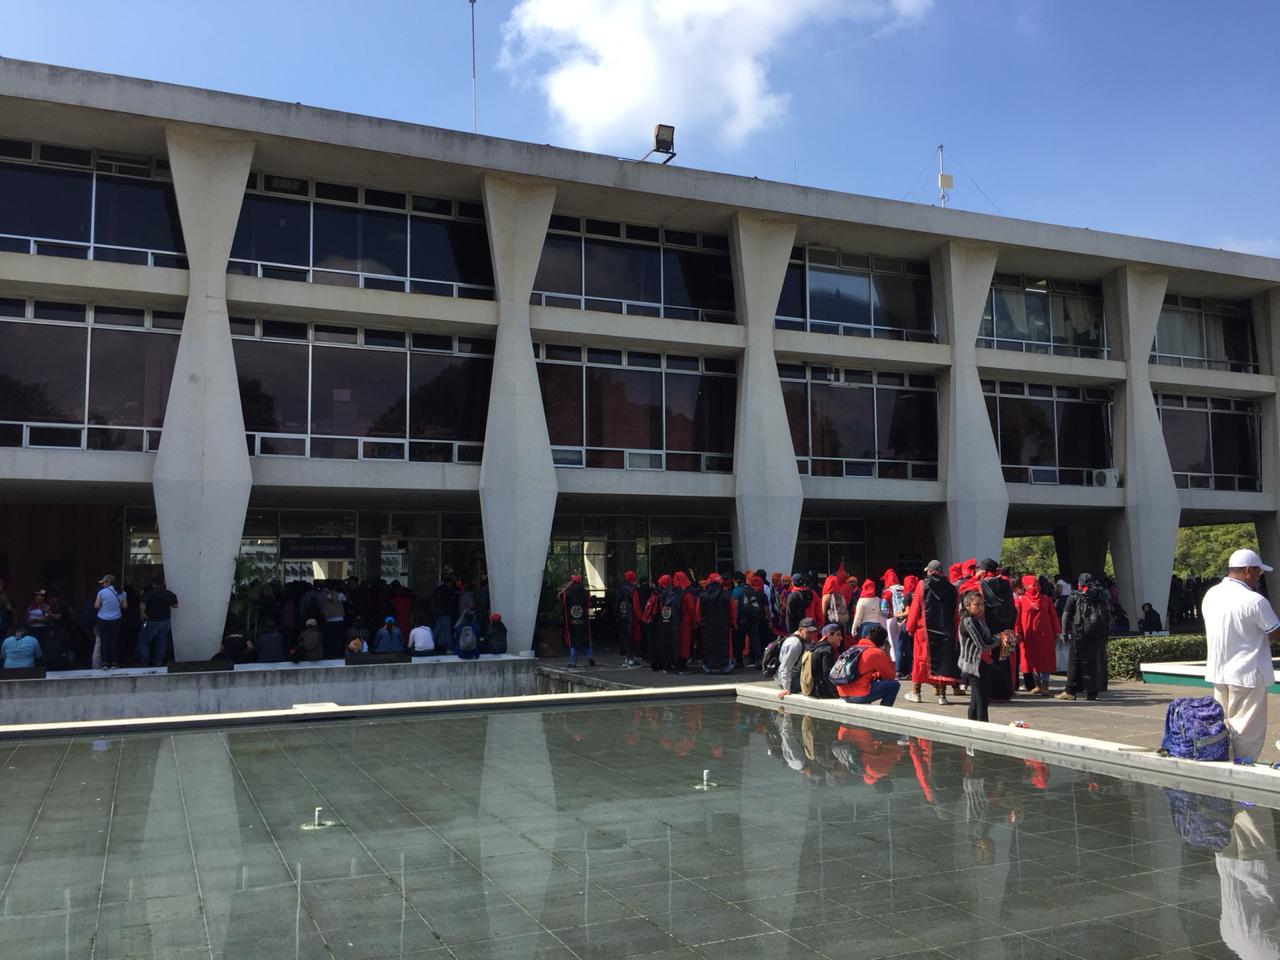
{"left": 844, "top": 679, "right": 900, "bottom": 707}
{"left": 135, "top": 620, "right": 171, "bottom": 666}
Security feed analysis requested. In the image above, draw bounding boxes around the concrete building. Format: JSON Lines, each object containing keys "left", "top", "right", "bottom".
{"left": 1, "top": 58, "right": 1278, "bottom": 659}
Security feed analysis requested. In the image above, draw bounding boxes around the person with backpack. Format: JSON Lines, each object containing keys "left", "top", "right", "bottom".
{"left": 785, "top": 575, "right": 819, "bottom": 633}
{"left": 697, "top": 573, "right": 737, "bottom": 674}
{"left": 976, "top": 559, "right": 1018, "bottom": 700}
{"left": 799, "top": 623, "right": 843, "bottom": 699}
{"left": 904, "top": 560, "right": 961, "bottom": 704}
{"left": 1201, "top": 548, "right": 1280, "bottom": 762}
{"left": 560, "top": 575, "right": 594, "bottom": 668}
{"left": 1057, "top": 573, "right": 1110, "bottom": 701}
{"left": 453, "top": 610, "right": 481, "bottom": 660}
{"left": 896, "top": 574, "right": 918, "bottom": 678}
{"left": 738, "top": 575, "right": 768, "bottom": 668}
{"left": 832, "top": 623, "right": 899, "bottom": 706}
{"left": 776, "top": 618, "right": 817, "bottom": 698}
{"left": 821, "top": 574, "right": 850, "bottom": 634}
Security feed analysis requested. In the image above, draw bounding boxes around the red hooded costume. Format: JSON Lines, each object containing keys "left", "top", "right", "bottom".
{"left": 673, "top": 571, "right": 696, "bottom": 659}
{"left": 1015, "top": 573, "right": 1060, "bottom": 674}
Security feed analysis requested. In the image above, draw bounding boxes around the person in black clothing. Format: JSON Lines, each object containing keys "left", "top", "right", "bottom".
{"left": 1140, "top": 602, "right": 1163, "bottom": 633}
{"left": 786, "top": 575, "right": 816, "bottom": 633}
{"left": 561, "top": 575, "right": 594, "bottom": 667}
{"left": 976, "top": 559, "right": 1017, "bottom": 700}
{"left": 1057, "top": 573, "right": 1109, "bottom": 701}
{"left": 698, "top": 573, "right": 736, "bottom": 675}
{"left": 739, "top": 574, "right": 769, "bottom": 668}
{"left": 654, "top": 574, "right": 681, "bottom": 673}
{"left": 808, "top": 624, "right": 843, "bottom": 699}
{"left": 615, "top": 571, "right": 641, "bottom": 666}
{"left": 136, "top": 578, "right": 178, "bottom": 667}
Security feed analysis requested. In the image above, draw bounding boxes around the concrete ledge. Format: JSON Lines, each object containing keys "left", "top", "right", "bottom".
{"left": 0, "top": 655, "right": 537, "bottom": 724}
{"left": 735, "top": 685, "right": 1280, "bottom": 802}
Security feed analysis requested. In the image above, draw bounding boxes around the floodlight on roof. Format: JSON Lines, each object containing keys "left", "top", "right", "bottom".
{"left": 637, "top": 124, "right": 677, "bottom": 165}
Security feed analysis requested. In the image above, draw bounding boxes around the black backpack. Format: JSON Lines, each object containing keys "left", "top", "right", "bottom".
{"left": 980, "top": 578, "right": 1016, "bottom": 633}
{"left": 1072, "top": 590, "right": 1108, "bottom": 641}
{"left": 761, "top": 638, "right": 783, "bottom": 677}
{"left": 741, "top": 589, "right": 765, "bottom": 620}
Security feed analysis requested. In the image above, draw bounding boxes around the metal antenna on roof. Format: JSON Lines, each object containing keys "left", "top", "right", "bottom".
{"left": 937, "top": 143, "right": 953, "bottom": 207}
{"left": 469, "top": 0, "right": 478, "bottom": 133}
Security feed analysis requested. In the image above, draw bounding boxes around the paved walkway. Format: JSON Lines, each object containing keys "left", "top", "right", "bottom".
{"left": 538, "top": 654, "right": 1280, "bottom": 765}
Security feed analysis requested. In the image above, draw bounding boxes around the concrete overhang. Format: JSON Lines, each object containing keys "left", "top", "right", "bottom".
{"left": 0, "top": 251, "right": 188, "bottom": 307}
{"left": 1004, "top": 484, "right": 1124, "bottom": 509}
{"left": 530, "top": 306, "right": 744, "bottom": 355}
{"left": 250, "top": 457, "right": 480, "bottom": 495}
{"left": 0, "top": 448, "right": 153, "bottom": 502}
{"left": 774, "top": 329, "right": 950, "bottom": 372}
{"left": 800, "top": 476, "right": 946, "bottom": 504}
{"left": 1, "top": 58, "right": 1277, "bottom": 303}
{"left": 1148, "top": 366, "right": 1277, "bottom": 399}
{"left": 555, "top": 468, "right": 734, "bottom": 500}
{"left": 1177, "top": 489, "right": 1272, "bottom": 517}
{"left": 975, "top": 349, "right": 1127, "bottom": 386}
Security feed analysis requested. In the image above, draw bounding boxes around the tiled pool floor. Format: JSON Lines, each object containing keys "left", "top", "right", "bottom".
{"left": 0, "top": 701, "right": 1275, "bottom": 959}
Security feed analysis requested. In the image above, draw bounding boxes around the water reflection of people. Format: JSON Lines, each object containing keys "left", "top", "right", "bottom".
{"left": 1217, "top": 806, "right": 1280, "bottom": 959}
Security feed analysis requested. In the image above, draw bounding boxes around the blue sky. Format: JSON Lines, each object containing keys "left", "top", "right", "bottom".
{"left": 5, "top": 0, "right": 1278, "bottom": 256}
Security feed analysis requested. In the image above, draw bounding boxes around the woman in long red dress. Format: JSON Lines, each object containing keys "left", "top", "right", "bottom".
{"left": 1014, "top": 574, "right": 1060, "bottom": 696}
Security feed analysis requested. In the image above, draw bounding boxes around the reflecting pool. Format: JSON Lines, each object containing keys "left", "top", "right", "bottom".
{"left": 0, "top": 701, "right": 1275, "bottom": 959}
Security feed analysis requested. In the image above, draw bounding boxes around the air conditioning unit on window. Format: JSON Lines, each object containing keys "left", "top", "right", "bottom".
{"left": 1093, "top": 468, "right": 1121, "bottom": 488}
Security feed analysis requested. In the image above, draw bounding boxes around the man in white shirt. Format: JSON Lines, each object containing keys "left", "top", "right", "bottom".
{"left": 409, "top": 622, "right": 435, "bottom": 655}
{"left": 1201, "top": 548, "right": 1280, "bottom": 761}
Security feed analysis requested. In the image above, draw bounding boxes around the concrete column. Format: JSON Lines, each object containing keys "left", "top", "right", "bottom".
{"left": 1105, "top": 265, "right": 1180, "bottom": 620}
{"left": 1254, "top": 287, "right": 1280, "bottom": 571}
{"left": 930, "top": 240, "right": 1007, "bottom": 564}
{"left": 479, "top": 175, "right": 558, "bottom": 657}
{"left": 1052, "top": 524, "right": 1108, "bottom": 582}
{"left": 152, "top": 129, "right": 254, "bottom": 660}
{"left": 729, "top": 213, "right": 803, "bottom": 575}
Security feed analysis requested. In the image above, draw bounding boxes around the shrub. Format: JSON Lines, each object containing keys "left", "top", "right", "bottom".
{"left": 1107, "top": 633, "right": 1280, "bottom": 681}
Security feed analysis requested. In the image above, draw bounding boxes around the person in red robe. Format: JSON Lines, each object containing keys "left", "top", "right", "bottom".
{"left": 1015, "top": 573, "right": 1060, "bottom": 696}
{"left": 673, "top": 571, "right": 697, "bottom": 670}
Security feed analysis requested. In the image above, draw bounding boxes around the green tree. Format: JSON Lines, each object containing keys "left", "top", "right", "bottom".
{"left": 1000, "top": 535, "right": 1058, "bottom": 576}
{"left": 1173, "top": 522, "right": 1258, "bottom": 578}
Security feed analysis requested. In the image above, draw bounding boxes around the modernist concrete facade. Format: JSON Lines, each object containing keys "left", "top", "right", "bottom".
{"left": 1, "top": 58, "right": 1279, "bottom": 660}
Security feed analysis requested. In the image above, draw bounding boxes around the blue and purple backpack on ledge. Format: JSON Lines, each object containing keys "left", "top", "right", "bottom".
{"left": 1160, "top": 695, "right": 1229, "bottom": 762}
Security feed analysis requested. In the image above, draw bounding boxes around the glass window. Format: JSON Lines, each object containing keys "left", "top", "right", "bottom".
{"left": 409, "top": 216, "right": 493, "bottom": 286}
{"left": 664, "top": 373, "right": 736, "bottom": 453}
{"left": 231, "top": 194, "right": 310, "bottom": 266}
{"left": 872, "top": 274, "right": 932, "bottom": 332}
{"left": 87, "top": 329, "right": 178, "bottom": 428}
{"left": 0, "top": 162, "right": 92, "bottom": 242}
{"left": 781, "top": 380, "right": 808, "bottom": 456}
{"left": 776, "top": 262, "right": 806, "bottom": 319}
{"left": 1052, "top": 295, "right": 1104, "bottom": 350}
{"left": 409, "top": 353, "right": 492, "bottom": 442}
{"left": 808, "top": 268, "right": 870, "bottom": 327}
{"left": 313, "top": 204, "right": 407, "bottom": 277}
{"left": 809, "top": 383, "right": 875, "bottom": 460}
{"left": 0, "top": 321, "right": 87, "bottom": 423}
{"left": 1206, "top": 313, "right": 1256, "bottom": 370}
{"left": 876, "top": 388, "right": 936, "bottom": 462}
{"left": 534, "top": 234, "right": 583, "bottom": 295}
{"left": 93, "top": 175, "right": 184, "bottom": 252}
{"left": 585, "top": 367, "right": 662, "bottom": 449}
{"left": 310, "top": 346, "right": 406, "bottom": 437}
{"left": 1155, "top": 308, "right": 1204, "bottom": 358}
{"left": 583, "top": 238, "right": 661, "bottom": 304}
{"left": 537, "top": 363, "right": 584, "bottom": 446}
{"left": 662, "top": 249, "right": 734, "bottom": 312}
{"left": 1211, "top": 411, "right": 1257, "bottom": 477}
{"left": 232, "top": 339, "right": 309, "bottom": 433}
{"left": 998, "top": 397, "right": 1055, "bottom": 466}
{"left": 1056, "top": 401, "right": 1110, "bottom": 469}
{"left": 1162, "top": 408, "right": 1211, "bottom": 474}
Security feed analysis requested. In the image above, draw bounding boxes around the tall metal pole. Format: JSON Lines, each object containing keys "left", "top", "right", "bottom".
{"left": 470, "top": 0, "right": 478, "bottom": 133}
{"left": 937, "top": 143, "right": 945, "bottom": 208}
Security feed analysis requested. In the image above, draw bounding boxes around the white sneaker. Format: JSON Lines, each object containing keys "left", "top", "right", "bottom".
{"left": 904, "top": 692, "right": 921, "bottom": 703}
{"left": 938, "top": 695, "right": 951, "bottom": 705}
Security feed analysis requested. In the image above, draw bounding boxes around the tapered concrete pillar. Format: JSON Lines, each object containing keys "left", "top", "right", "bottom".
{"left": 1254, "top": 287, "right": 1280, "bottom": 578}
{"left": 1105, "top": 265, "right": 1180, "bottom": 619}
{"left": 931, "top": 240, "right": 1007, "bottom": 564}
{"left": 479, "top": 175, "right": 557, "bottom": 656}
{"left": 729, "top": 213, "right": 802, "bottom": 575}
{"left": 153, "top": 129, "right": 255, "bottom": 659}
{"left": 1052, "top": 524, "right": 1109, "bottom": 582}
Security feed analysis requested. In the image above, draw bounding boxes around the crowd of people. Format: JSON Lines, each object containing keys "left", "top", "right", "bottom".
{"left": 563, "top": 559, "right": 1122, "bottom": 723}
{"left": 0, "top": 572, "right": 508, "bottom": 670}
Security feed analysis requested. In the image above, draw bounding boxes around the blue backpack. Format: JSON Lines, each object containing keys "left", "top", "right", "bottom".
{"left": 828, "top": 646, "right": 866, "bottom": 686}
{"left": 1164, "top": 788, "right": 1234, "bottom": 851}
{"left": 1160, "top": 696, "right": 1229, "bottom": 761}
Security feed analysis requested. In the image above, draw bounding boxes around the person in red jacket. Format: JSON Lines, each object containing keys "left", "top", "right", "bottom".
{"left": 673, "top": 571, "right": 696, "bottom": 672}
{"left": 1015, "top": 573, "right": 1060, "bottom": 696}
{"left": 834, "top": 624, "right": 900, "bottom": 706}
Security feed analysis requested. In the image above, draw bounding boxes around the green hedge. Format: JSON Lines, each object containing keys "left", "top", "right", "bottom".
{"left": 1107, "top": 633, "right": 1280, "bottom": 681}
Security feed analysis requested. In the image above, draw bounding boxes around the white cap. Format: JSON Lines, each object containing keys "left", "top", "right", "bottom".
{"left": 1228, "top": 548, "right": 1273, "bottom": 572}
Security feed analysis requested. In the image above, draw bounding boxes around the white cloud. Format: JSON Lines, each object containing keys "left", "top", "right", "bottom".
{"left": 499, "top": 0, "right": 933, "bottom": 153}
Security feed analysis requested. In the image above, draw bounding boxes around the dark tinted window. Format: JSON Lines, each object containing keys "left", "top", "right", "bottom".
{"left": 809, "top": 269, "right": 870, "bottom": 326}
{"left": 94, "top": 175, "right": 184, "bottom": 252}
{"left": 781, "top": 380, "right": 808, "bottom": 456}
{"left": 87, "top": 329, "right": 178, "bottom": 428}
{"left": 310, "top": 346, "right": 406, "bottom": 437}
{"left": 0, "top": 321, "right": 87, "bottom": 422}
{"left": 231, "top": 194, "right": 310, "bottom": 266}
{"left": 409, "top": 353, "right": 492, "bottom": 442}
{"left": 1211, "top": 411, "right": 1257, "bottom": 476}
{"left": 313, "top": 204, "right": 407, "bottom": 277}
{"left": 533, "top": 234, "right": 583, "bottom": 295}
{"left": 998, "top": 397, "right": 1055, "bottom": 466}
{"left": 0, "top": 162, "right": 91, "bottom": 242}
{"left": 585, "top": 367, "right": 662, "bottom": 449}
{"left": 664, "top": 373, "right": 736, "bottom": 453}
{"left": 232, "top": 339, "right": 309, "bottom": 433}
{"left": 662, "top": 249, "right": 734, "bottom": 311}
{"left": 537, "top": 363, "right": 584, "bottom": 445}
{"left": 872, "top": 274, "right": 932, "bottom": 332}
{"left": 809, "top": 382, "right": 874, "bottom": 460}
{"left": 1162, "top": 409, "right": 1210, "bottom": 474}
{"left": 583, "top": 238, "right": 661, "bottom": 303}
{"left": 776, "top": 262, "right": 806, "bottom": 318}
{"left": 410, "top": 217, "right": 493, "bottom": 286}
{"left": 1209, "top": 314, "right": 1257, "bottom": 369}
{"left": 1056, "top": 401, "right": 1110, "bottom": 469}
{"left": 876, "top": 389, "right": 936, "bottom": 462}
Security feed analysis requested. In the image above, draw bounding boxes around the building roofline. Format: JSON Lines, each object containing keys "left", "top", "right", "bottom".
{"left": 1, "top": 56, "right": 1277, "bottom": 284}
